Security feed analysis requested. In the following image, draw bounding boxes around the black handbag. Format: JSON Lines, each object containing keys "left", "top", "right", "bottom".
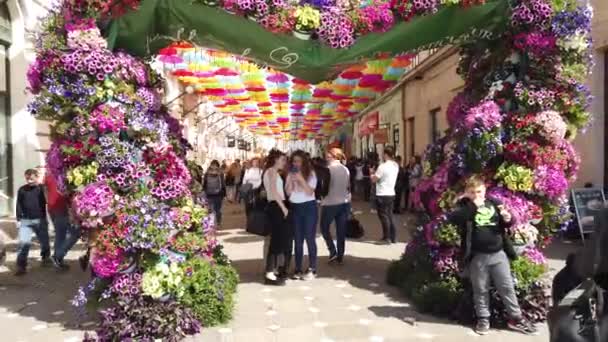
{"left": 246, "top": 206, "right": 270, "bottom": 236}
{"left": 346, "top": 217, "right": 364, "bottom": 239}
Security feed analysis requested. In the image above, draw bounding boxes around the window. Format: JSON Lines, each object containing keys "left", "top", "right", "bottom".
{"left": 0, "top": 3, "right": 10, "bottom": 217}
{"left": 430, "top": 108, "right": 440, "bottom": 143}
{"left": 407, "top": 117, "right": 415, "bottom": 158}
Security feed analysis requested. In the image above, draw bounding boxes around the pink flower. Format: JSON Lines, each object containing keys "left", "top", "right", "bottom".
{"left": 535, "top": 110, "right": 567, "bottom": 143}
{"left": 463, "top": 100, "right": 502, "bottom": 129}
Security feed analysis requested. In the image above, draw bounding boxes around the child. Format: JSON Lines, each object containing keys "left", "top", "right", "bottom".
{"left": 15, "top": 169, "right": 51, "bottom": 275}
{"left": 448, "top": 176, "right": 536, "bottom": 335}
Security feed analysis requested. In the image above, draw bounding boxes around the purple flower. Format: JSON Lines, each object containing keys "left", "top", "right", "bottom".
{"left": 463, "top": 100, "right": 502, "bottom": 129}
{"left": 534, "top": 165, "right": 569, "bottom": 199}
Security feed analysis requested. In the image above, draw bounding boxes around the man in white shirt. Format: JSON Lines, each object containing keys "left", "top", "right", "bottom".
{"left": 371, "top": 145, "right": 399, "bottom": 244}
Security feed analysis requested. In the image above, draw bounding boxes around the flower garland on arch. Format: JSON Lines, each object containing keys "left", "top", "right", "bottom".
{"left": 29, "top": 1, "right": 238, "bottom": 340}
{"left": 389, "top": 0, "right": 593, "bottom": 324}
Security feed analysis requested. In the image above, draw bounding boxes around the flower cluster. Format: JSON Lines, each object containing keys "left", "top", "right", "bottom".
{"left": 495, "top": 163, "right": 534, "bottom": 192}
{"left": 214, "top": 0, "right": 491, "bottom": 48}
{"left": 463, "top": 100, "right": 502, "bottom": 129}
{"left": 109, "top": 273, "right": 143, "bottom": 299}
{"left": 92, "top": 248, "right": 124, "bottom": 278}
{"left": 513, "top": 32, "right": 556, "bottom": 57}
{"left": 72, "top": 181, "right": 115, "bottom": 228}
{"left": 533, "top": 165, "right": 568, "bottom": 199}
{"left": 360, "top": 1, "right": 395, "bottom": 33}
{"left": 511, "top": 0, "right": 552, "bottom": 28}
{"left": 317, "top": 7, "right": 356, "bottom": 48}
{"left": 144, "top": 147, "right": 192, "bottom": 200}
{"left": 142, "top": 262, "right": 185, "bottom": 299}
{"left": 510, "top": 223, "right": 539, "bottom": 245}
{"left": 89, "top": 103, "right": 127, "bottom": 134}
{"left": 534, "top": 110, "right": 567, "bottom": 143}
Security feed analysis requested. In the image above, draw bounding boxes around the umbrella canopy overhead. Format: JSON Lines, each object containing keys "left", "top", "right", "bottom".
{"left": 162, "top": 43, "right": 415, "bottom": 140}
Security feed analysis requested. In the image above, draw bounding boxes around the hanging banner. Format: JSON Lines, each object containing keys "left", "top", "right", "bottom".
{"left": 359, "top": 112, "right": 379, "bottom": 136}
{"left": 106, "top": 0, "right": 508, "bottom": 83}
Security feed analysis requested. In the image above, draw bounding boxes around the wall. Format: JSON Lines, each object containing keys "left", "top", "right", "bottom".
{"left": 5, "top": 0, "right": 49, "bottom": 216}
{"left": 402, "top": 49, "right": 463, "bottom": 161}
{"left": 573, "top": 0, "right": 607, "bottom": 188}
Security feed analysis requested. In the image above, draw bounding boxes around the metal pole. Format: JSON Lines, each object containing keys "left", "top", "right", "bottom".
{"left": 207, "top": 116, "right": 226, "bottom": 129}
{"left": 214, "top": 123, "right": 232, "bottom": 134}
{"left": 183, "top": 100, "right": 206, "bottom": 117}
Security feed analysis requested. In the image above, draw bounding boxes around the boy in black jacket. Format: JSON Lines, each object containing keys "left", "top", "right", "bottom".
{"left": 448, "top": 176, "right": 536, "bottom": 335}
{"left": 15, "top": 169, "right": 50, "bottom": 275}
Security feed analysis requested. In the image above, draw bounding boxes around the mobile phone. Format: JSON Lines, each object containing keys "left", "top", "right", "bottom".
{"left": 290, "top": 166, "right": 299, "bottom": 173}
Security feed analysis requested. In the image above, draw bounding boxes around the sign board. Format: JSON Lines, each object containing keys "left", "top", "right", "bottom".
{"left": 373, "top": 128, "right": 389, "bottom": 144}
{"left": 237, "top": 139, "right": 247, "bottom": 150}
{"left": 358, "top": 112, "right": 379, "bottom": 136}
{"left": 227, "top": 136, "right": 235, "bottom": 148}
{"left": 571, "top": 188, "right": 606, "bottom": 243}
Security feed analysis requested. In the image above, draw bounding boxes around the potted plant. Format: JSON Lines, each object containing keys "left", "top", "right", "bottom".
{"left": 292, "top": 5, "right": 321, "bottom": 40}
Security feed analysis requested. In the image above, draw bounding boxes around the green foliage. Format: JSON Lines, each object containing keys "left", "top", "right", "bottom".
{"left": 511, "top": 258, "right": 546, "bottom": 291}
{"left": 411, "top": 276, "right": 463, "bottom": 316}
{"left": 434, "top": 223, "right": 461, "bottom": 247}
{"left": 179, "top": 258, "right": 239, "bottom": 326}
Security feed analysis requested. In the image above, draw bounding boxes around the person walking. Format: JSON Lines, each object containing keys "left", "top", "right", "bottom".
{"left": 371, "top": 146, "right": 399, "bottom": 244}
{"left": 241, "top": 158, "right": 263, "bottom": 215}
{"left": 15, "top": 169, "right": 51, "bottom": 275}
{"left": 320, "top": 148, "right": 351, "bottom": 265}
{"left": 203, "top": 160, "right": 226, "bottom": 226}
{"left": 285, "top": 150, "right": 318, "bottom": 280}
{"left": 45, "top": 171, "right": 80, "bottom": 270}
{"left": 225, "top": 159, "right": 242, "bottom": 203}
{"left": 393, "top": 156, "right": 407, "bottom": 214}
{"left": 355, "top": 159, "right": 364, "bottom": 198}
{"left": 263, "top": 149, "right": 291, "bottom": 285}
{"left": 407, "top": 155, "right": 423, "bottom": 211}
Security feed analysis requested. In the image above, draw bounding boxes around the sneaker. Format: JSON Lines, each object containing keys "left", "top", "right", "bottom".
{"left": 14, "top": 267, "right": 27, "bottom": 276}
{"left": 507, "top": 318, "right": 537, "bottom": 335}
{"left": 51, "top": 256, "right": 69, "bottom": 271}
{"left": 474, "top": 318, "right": 490, "bottom": 335}
{"left": 292, "top": 271, "right": 304, "bottom": 280}
{"left": 304, "top": 269, "right": 317, "bottom": 280}
{"left": 370, "top": 209, "right": 377, "bottom": 214}
{"left": 328, "top": 254, "right": 338, "bottom": 264}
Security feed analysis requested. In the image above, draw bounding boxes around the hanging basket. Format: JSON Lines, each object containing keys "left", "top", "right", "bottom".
{"left": 293, "top": 30, "right": 312, "bottom": 41}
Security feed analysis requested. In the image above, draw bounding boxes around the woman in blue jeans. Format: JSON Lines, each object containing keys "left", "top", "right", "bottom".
{"left": 285, "top": 150, "right": 318, "bottom": 280}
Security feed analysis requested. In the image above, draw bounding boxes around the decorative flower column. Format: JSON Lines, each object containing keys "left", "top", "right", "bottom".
{"left": 389, "top": 1, "right": 593, "bottom": 324}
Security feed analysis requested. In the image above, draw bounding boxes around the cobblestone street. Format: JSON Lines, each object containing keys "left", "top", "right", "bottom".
{"left": 0, "top": 200, "right": 576, "bottom": 342}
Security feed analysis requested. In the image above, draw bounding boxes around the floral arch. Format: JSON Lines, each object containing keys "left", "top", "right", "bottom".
{"left": 28, "top": 0, "right": 592, "bottom": 340}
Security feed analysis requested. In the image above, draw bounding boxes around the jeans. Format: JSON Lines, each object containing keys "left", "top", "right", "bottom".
{"left": 469, "top": 251, "right": 522, "bottom": 319}
{"left": 17, "top": 218, "right": 50, "bottom": 268}
{"left": 52, "top": 211, "right": 81, "bottom": 261}
{"left": 320, "top": 203, "right": 350, "bottom": 260}
{"left": 207, "top": 195, "right": 223, "bottom": 224}
{"left": 292, "top": 200, "right": 318, "bottom": 272}
{"left": 376, "top": 196, "right": 396, "bottom": 242}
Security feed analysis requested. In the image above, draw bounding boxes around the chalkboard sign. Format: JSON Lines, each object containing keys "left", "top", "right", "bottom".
{"left": 571, "top": 188, "right": 606, "bottom": 243}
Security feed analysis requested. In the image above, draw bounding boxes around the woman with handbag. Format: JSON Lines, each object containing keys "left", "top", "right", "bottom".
{"left": 263, "top": 149, "right": 290, "bottom": 285}
{"left": 285, "top": 150, "right": 318, "bottom": 280}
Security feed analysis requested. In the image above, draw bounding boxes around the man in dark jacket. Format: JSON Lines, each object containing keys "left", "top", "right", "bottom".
{"left": 15, "top": 168, "right": 50, "bottom": 275}
{"left": 447, "top": 176, "right": 536, "bottom": 335}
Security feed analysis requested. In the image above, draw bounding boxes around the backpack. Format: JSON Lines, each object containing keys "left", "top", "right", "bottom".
{"left": 346, "top": 216, "right": 365, "bottom": 239}
{"left": 205, "top": 174, "right": 222, "bottom": 196}
{"left": 315, "top": 165, "right": 331, "bottom": 200}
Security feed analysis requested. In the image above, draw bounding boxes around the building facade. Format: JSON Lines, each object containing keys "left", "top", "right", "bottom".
{"left": 1, "top": 0, "right": 51, "bottom": 217}
{"left": 354, "top": 1, "right": 607, "bottom": 188}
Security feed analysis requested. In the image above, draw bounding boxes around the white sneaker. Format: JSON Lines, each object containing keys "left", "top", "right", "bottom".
{"left": 265, "top": 272, "right": 277, "bottom": 281}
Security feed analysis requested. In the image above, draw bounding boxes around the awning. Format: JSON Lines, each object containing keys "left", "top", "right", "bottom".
{"left": 105, "top": 0, "right": 508, "bottom": 83}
